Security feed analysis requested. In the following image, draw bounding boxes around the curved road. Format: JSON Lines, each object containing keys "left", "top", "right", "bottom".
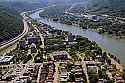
{"left": 0, "top": 19, "right": 29, "bottom": 52}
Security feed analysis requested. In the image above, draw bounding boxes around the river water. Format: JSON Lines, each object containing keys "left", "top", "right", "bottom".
{"left": 30, "top": 10, "right": 125, "bottom": 64}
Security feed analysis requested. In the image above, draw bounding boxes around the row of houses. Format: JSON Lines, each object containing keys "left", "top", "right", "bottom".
{"left": 0, "top": 63, "right": 41, "bottom": 83}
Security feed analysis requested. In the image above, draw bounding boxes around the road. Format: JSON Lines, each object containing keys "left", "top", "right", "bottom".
{"left": 37, "top": 64, "right": 43, "bottom": 83}
{"left": 0, "top": 19, "right": 29, "bottom": 53}
{"left": 33, "top": 25, "right": 45, "bottom": 58}
{"left": 77, "top": 53, "right": 90, "bottom": 83}
{"left": 65, "top": 4, "right": 124, "bottom": 72}
{"left": 26, "top": 5, "right": 56, "bottom": 16}
{"left": 53, "top": 63, "right": 59, "bottom": 83}
{"left": 32, "top": 50, "right": 38, "bottom": 62}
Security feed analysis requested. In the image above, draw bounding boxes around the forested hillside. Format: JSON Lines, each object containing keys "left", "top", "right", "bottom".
{"left": 0, "top": 0, "right": 48, "bottom": 12}
{"left": 69, "top": 0, "right": 125, "bottom": 17}
{"left": 0, "top": 0, "right": 83, "bottom": 12}
{"left": 0, "top": 6, "right": 23, "bottom": 43}
{"left": 1, "top": 0, "right": 125, "bottom": 16}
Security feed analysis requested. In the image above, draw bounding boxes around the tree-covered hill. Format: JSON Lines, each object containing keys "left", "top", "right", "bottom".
{"left": 69, "top": 0, "right": 125, "bottom": 17}
{"left": 0, "top": 0, "right": 48, "bottom": 12}
{"left": 1, "top": 0, "right": 125, "bottom": 16}
{"left": 39, "top": 5, "right": 70, "bottom": 18}
{"left": 0, "top": 0, "right": 83, "bottom": 12}
{"left": 0, "top": 6, "right": 23, "bottom": 43}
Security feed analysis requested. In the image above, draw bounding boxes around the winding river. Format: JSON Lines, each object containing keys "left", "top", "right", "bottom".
{"left": 30, "top": 10, "right": 125, "bottom": 64}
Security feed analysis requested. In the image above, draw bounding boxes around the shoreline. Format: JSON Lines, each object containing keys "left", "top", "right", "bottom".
{"left": 31, "top": 10, "right": 125, "bottom": 64}
{"left": 39, "top": 15, "right": 125, "bottom": 41}
{"left": 37, "top": 16, "right": 124, "bottom": 66}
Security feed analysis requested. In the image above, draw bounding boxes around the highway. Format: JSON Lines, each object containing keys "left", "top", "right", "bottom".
{"left": 0, "top": 18, "right": 29, "bottom": 52}
{"left": 0, "top": 5, "right": 72, "bottom": 52}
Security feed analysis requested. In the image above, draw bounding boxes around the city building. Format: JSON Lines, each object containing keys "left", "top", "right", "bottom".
{"left": 0, "top": 56, "right": 14, "bottom": 65}
{"left": 53, "top": 51, "right": 70, "bottom": 61}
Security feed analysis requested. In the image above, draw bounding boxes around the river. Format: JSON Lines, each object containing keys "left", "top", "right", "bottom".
{"left": 30, "top": 10, "right": 125, "bottom": 64}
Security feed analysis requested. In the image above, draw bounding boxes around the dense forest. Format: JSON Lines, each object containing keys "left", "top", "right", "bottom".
{"left": 0, "top": 6, "right": 23, "bottom": 43}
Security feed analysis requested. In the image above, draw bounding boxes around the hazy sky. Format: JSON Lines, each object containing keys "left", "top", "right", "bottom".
{"left": 0, "top": 0, "right": 83, "bottom": 3}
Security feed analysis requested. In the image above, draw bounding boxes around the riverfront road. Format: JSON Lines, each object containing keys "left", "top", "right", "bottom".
{"left": 0, "top": 19, "right": 29, "bottom": 52}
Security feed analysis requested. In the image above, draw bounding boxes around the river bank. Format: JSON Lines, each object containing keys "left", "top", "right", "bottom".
{"left": 42, "top": 16, "right": 125, "bottom": 41}
{"left": 30, "top": 10, "right": 125, "bottom": 64}
{"left": 31, "top": 17, "right": 124, "bottom": 82}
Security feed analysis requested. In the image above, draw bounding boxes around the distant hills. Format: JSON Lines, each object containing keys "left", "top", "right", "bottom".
{"left": 88, "top": 0, "right": 125, "bottom": 16}
{"left": 0, "top": 0, "right": 125, "bottom": 42}
{"left": 0, "top": 0, "right": 83, "bottom": 12}
{"left": 69, "top": 0, "right": 125, "bottom": 17}
{"left": 0, "top": 0, "right": 125, "bottom": 17}
{"left": 0, "top": 0, "right": 49, "bottom": 12}
{"left": 0, "top": 6, "right": 23, "bottom": 43}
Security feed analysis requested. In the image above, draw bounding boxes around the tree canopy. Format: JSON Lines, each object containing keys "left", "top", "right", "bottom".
{"left": 0, "top": 6, "right": 23, "bottom": 43}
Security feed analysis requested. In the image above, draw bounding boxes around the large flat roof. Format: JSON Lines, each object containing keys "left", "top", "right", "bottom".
{"left": 0, "top": 56, "right": 13, "bottom": 62}
{"left": 53, "top": 51, "right": 69, "bottom": 56}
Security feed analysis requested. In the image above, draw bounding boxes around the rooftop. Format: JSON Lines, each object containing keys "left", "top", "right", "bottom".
{"left": 53, "top": 51, "right": 69, "bottom": 56}
{"left": 0, "top": 56, "right": 13, "bottom": 63}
